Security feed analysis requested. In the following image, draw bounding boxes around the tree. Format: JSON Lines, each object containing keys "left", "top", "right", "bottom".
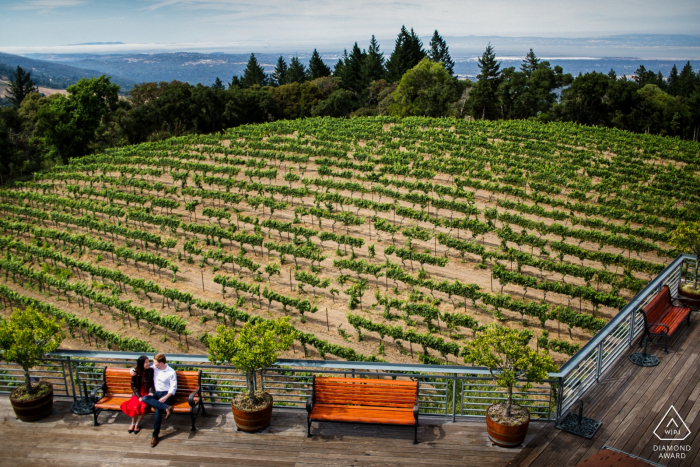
{"left": 38, "top": 75, "right": 120, "bottom": 164}
{"left": 307, "top": 49, "right": 331, "bottom": 79}
{"left": 390, "top": 58, "right": 458, "bottom": 117}
{"left": 241, "top": 54, "right": 268, "bottom": 88}
{"left": 229, "top": 75, "right": 242, "bottom": 88}
{"left": 469, "top": 43, "right": 501, "bottom": 119}
{"left": 6, "top": 66, "right": 37, "bottom": 108}
{"left": 520, "top": 49, "right": 539, "bottom": 78}
{"left": 669, "top": 222, "right": 700, "bottom": 290}
{"left": 677, "top": 61, "right": 697, "bottom": 98}
{"left": 558, "top": 72, "right": 610, "bottom": 126}
{"left": 272, "top": 56, "right": 288, "bottom": 86}
{"left": 462, "top": 325, "right": 556, "bottom": 417}
{"left": 386, "top": 26, "right": 426, "bottom": 82}
{"left": 0, "top": 307, "right": 65, "bottom": 396}
{"left": 363, "top": 35, "right": 386, "bottom": 83}
{"left": 287, "top": 56, "right": 306, "bottom": 84}
{"left": 211, "top": 77, "right": 225, "bottom": 90}
{"left": 208, "top": 318, "right": 294, "bottom": 404}
{"left": 633, "top": 65, "right": 666, "bottom": 90}
{"left": 667, "top": 65, "right": 680, "bottom": 96}
{"left": 427, "top": 30, "right": 454, "bottom": 76}
{"left": 341, "top": 43, "right": 366, "bottom": 93}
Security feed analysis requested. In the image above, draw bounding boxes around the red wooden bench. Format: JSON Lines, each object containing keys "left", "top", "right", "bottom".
{"left": 89, "top": 368, "right": 207, "bottom": 431}
{"left": 306, "top": 376, "right": 420, "bottom": 444}
{"left": 640, "top": 285, "right": 693, "bottom": 353}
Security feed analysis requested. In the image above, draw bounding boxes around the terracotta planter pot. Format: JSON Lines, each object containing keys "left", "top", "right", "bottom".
{"left": 679, "top": 284, "right": 700, "bottom": 301}
{"left": 10, "top": 383, "right": 54, "bottom": 422}
{"left": 231, "top": 395, "right": 273, "bottom": 432}
{"left": 485, "top": 403, "right": 530, "bottom": 448}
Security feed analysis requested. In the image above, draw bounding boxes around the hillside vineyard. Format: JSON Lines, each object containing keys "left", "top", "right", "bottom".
{"left": 1, "top": 117, "right": 698, "bottom": 365}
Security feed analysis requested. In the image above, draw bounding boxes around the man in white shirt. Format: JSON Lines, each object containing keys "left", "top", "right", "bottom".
{"left": 141, "top": 353, "right": 176, "bottom": 447}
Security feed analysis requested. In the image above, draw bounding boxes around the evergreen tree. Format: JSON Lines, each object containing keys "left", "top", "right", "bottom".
{"left": 333, "top": 50, "right": 349, "bottom": 81}
{"left": 386, "top": 26, "right": 426, "bottom": 82}
{"left": 471, "top": 43, "right": 501, "bottom": 119}
{"left": 607, "top": 68, "right": 617, "bottom": 81}
{"left": 521, "top": 49, "right": 540, "bottom": 78}
{"left": 307, "top": 49, "right": 331, "bottom": 80}
{"left": 241, "top": 54, "right": 268, "bottom": 88}
{"left": 677, "top": 61, "right": 697, "bottom": 98}
{"left": 363, "top": 35, "right": 386, "bottom": 83}
{"left": 229, "top": 76, "right": 242, "bottom": 88}
{"left": 272, "top": 56, "right": 288, "bottom": 86}
{"left": 212, "top": 77, "right": 225, "bottom": 90}
{"left": 341, "top": 43, "right": 366, "bottom": 93}
{"left": 667, "top": 64, "right": 680, "bottom": 96}
{"left": 287, "top": 56, "right": 306, "bottom": 83}
{"left": 427, "top": 30, "right": 454, "bottom": 76}
{"left": 633, "top": 65, "right": 666, "bottom": 90}
{"left": 6, "top": 66, "right": 37, "bottom": 108}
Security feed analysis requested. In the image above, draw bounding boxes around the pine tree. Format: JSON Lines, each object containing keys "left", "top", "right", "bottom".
{"left": 472, "top": 43, "right": 501, "bottom": 119}
{"left": 607, "top": 68, "right": 617, "bottom": 81}
{"left": 667, "top": 64, "right": 680, "bottom": 95}
{"left": 307, "top": 49, "right": 331, "bottom": 80}
{"left": 427, "top": 30, "right": 454, "bottom": 76}
{"left": 212, "top": 77, "right": 225, "bottom": 90}
{"left": 230, "top": 76, "right": 242, "bottom": 88}
{"left": 363, "top": 35, "right": 386, "bottom": 83}
{"left": 341, "top": 43, "right": 366, "bottom": 92}
{"left": 241, "top": 54, "right": 268, "bottom": 88}
{"left": 6, "top": 66, "right": 36, "bottom": 107}
{"left": 272, "top": 56, "right": 288, "bottom": 86}
{"left": 287, "top": 56, "right": 306, "bottom": 83}
{"left": 521, "top": 49, "right": 540, "bottom": 78}
{"left": 386, "top": 26, "right": 426, "bottom": 82}
{"left": 677, "top": 61, "right": 697, "bottom": 98}
{"left": 333, "top": 50, "right": 349, "bottom": 81}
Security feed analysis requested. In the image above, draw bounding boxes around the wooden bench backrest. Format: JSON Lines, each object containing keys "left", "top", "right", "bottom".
{"left": 643, "top": 286, "right": 672, "bottom": 324}
{"left": 314, "top": 377, "right": 417, "bottom": 409}
{"left": 103, "top": 367, "right": 200, "bottom": 400}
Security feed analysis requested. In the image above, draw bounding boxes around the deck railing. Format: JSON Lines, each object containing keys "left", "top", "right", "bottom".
{"left": 0, "top": 255, "right": 694, "bottom": 422}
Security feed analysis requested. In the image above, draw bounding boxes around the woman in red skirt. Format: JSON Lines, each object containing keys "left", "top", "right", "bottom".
{"left": 120, "top": 356, "right": 154, "bottom": 434}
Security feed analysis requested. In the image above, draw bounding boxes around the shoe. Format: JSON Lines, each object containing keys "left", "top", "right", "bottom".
{"left": 134, "top": 425, "right": 141, "bottom": 434}
{"left": 151, "top": 436, "right": 159, "bottom": 448}
{"left": 164, "top": 406, "right": 173, "bottom": 420}
{"left": 128, "top": 424, "right": 135, "bottom": 434}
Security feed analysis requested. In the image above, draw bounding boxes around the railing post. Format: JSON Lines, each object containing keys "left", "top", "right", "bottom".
{"left": 66, "top": 356, "right": 76, "bottom": 400}
{"left": 595, "top": 342, "right": 603, "bottom": 381}
{"left": 451, "top": 374, "right": 457, "bottom": 423}
{"left": 556, "top": 377, "right": 563, "bottom": 422}
{"left": 628, "top": 308, "right": 636, "bottom": 347}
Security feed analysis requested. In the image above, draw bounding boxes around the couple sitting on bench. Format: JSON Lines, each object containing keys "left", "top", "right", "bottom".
{"left": 120, "top": 353, "right": 176, "bottom": 448}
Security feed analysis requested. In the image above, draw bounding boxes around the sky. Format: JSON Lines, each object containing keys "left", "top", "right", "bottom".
{"left": 1, "top": 0, "right": 699, "bottom": 55}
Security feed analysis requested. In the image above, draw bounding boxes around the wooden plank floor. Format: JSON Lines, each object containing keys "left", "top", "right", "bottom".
{"left": 0, "top": 398, "right": 549, "bottom": 467}
{"left": 513, "top": 314, "right": 700, "bottom": 467}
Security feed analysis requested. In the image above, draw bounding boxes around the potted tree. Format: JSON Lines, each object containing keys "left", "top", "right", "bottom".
{"left": 462, "top": 325, "right": 556, "bottom": 447}
{"left": 0, "top": 307, "right": 65, "bottom": 422}
{"left": 208, "top": 317, "right": 294, "bottom": 432}
{"left": 669, "top": 221, "right": 700, "bottom": 301}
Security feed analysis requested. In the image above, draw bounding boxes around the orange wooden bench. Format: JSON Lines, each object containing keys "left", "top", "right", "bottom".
{"left": 89, "top": 368, "right": 206, "bottom": 431}
{"left": 640, "top": 285, "right": 693, "bottom": 353}
{"left": 306, "top": 376, "right": 420, "bottom": 444}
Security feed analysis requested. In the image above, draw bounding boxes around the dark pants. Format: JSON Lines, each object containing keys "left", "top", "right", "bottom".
{"left": 142, "top": 391, "right": 172, "bottom": 438}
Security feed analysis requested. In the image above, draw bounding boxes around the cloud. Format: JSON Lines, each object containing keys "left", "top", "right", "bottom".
{"left": 11, "top": 0, "right": 84, "bottom": 10}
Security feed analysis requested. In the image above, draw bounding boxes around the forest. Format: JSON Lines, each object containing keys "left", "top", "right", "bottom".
{"left": 1, "top": 26, "right": 699, "bottom": 179}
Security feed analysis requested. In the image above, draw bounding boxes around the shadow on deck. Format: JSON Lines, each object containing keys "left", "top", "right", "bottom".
{"left": 0, "top": 397, "right": 549, "bottom": 467}
{"left": 514, "top": 314, "right": 700, "bottom": 467}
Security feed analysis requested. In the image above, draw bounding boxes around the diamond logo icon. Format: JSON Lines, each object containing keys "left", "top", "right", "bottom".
{"left": 654, "top": 406, "right": 691, "bottom": 441}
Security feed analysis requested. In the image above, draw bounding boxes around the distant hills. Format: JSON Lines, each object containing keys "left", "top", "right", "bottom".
{"left": 0, "top": 52, "right": 137, "bottom": 92}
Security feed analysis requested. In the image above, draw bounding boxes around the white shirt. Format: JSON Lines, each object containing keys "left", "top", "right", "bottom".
{"left": 153, "top": 364, "right": 177, "bottom": 396}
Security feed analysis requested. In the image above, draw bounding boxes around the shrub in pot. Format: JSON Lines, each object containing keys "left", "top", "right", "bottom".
{"left": 0, "top": 307, "right": 65, "bottom": 422}
{"left": 669, "top": 221, "right": 700, "bottom": 300}
{"left": 208, "top": 317, "right": 294, "bottom": 432}
{"left": 463, "top": 325, "right": 556, "bottom": 447}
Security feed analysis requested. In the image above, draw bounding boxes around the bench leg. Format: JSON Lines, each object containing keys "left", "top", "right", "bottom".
{"left": 92, "top": 408, "right": 100, "bottom": 427}
{"left": 664, "top": 335, "right": 670, "bottom": 354}
{"left": 190, "top": 407, "right": 199, "bottom": 432}
{"left": 307, "top": 418, "right": 312, "bottom": 438}
{"left": 414, "top": 425, "right": 418, "bottom": 444}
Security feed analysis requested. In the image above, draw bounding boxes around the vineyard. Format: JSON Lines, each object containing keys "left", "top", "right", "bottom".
{"left": 1, "top": 116, "right": 698, "bottom": 366}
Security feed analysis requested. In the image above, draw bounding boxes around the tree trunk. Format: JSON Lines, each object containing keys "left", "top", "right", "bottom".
{"left": 506, "top": 385, "right": 513, "bottom": 417}
{"left": 23, "top": 366, "right": 33, "bottom": 396}
{"left": 248, "top": 370, "right": 256, "bottom": 404}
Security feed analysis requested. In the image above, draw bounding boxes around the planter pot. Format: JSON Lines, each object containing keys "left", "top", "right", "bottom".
{"left": 10, "top": 383, "right": 53, "bottom": 422}
{"left": 485, "top": 403, "right": 530, "bottom": 448}
{"left": 231, "top": 394, "right": 273, "bottom": 433}
{"left": 679, "top": 283, "right": 700, "bottom": 301}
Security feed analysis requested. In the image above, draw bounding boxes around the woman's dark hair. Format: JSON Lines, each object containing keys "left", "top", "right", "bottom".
{"left": 135, "top": 356, "right": 148, "bottom": 376}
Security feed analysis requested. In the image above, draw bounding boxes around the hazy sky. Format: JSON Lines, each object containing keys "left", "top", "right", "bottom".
{"left": 1, "top": 0, "right": 699, "bottom": 54}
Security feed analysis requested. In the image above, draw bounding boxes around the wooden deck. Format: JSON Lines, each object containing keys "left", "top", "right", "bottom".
{"left": 514, "top": 314, "right": 700, "bottom": 467}
{"left": 0, "top": 398, "right": 549, "bottom": 467}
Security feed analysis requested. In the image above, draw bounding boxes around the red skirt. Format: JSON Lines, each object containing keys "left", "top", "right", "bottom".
{"left": 120, "top": 385, "right": 149, "bottom": 417}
